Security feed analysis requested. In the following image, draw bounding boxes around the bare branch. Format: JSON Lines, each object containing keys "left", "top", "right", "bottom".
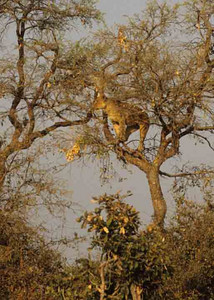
{"left": 159, "top": 169, "right": 214, "bottom": 178}
{"left": 194, "top": 126, "right": 214, "bottom": 131}
{"left": 190, "top": 132, "right": 214, "bottom": 151}
{"left": 30, "top": 112, "right": 92, "bottom": 142}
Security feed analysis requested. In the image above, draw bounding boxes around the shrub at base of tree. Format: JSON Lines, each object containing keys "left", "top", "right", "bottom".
{"left": 44, "top": 193, "right": 214, "bottom": 300}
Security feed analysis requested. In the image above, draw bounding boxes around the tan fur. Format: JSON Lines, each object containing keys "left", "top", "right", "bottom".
{"left": 93, "top": 92, "right": 149, "bottom": 150}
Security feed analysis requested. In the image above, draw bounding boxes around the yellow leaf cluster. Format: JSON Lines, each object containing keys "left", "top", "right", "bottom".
{"left": 123, "top": 216, "right": 129, "bottom": 224}
{"left": 65, "top": 143, "right": 81, "bottom": 161}
{"left": 151, "top": 99, "right": 156, "bottom": 107}
{"left": 91, "top": 225, "right": 97, "bottom": 231}
{"left": 103, "top": 227, "right": 109, "bottom": 234}
{"left": 113, "top": 254, "right": 118, "bottom": 261}
{"left": 87, "top": 214, "right": 93, "bottom": 222}
{"left": 118, "top": 28, "right": 129, "bottom": 51}
{"left": 119, "top": 227, "right": 125, "bottom": 235}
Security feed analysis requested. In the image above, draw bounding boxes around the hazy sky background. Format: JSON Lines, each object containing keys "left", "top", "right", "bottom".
{"left": 97, "top": 0, "right": 146, "bottom": 24}
{"left": 40, "top": 0, "right": 213, "bottom": 258}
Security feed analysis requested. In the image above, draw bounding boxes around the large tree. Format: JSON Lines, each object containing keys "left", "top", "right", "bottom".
{"left": 0, "top": 0, "right": 101, "bottom": 211}
{"left": 63, "top": 0, "right": 214, "bottom": 229}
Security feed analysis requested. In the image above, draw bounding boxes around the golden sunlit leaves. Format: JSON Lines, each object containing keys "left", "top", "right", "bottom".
{"left": 147, "top": 224, "right": 155, "bottom": 233}
{"left": 118, "top": 28, "right": 129, "bottom": 51}
{"left": 103, "top": 227, "right": 109, "bottom": 234}
{"left": 119, "top": 227, "right": 125, "bottom": 235}
{"left": 151, "top": 99, "right": 156, "bottom": 107}
{"left": 65, "top": 143, "right": 81, "bottom": 161}
{"left": 113, "top": 254, "right": 118, "bottom": 261}
{"left": 62, "top": 136, "right": 88, "bottom": 162}
{"left": 91, "top": 225, "right": 97, "bottom": 231}
{"left": 123, "top": 216, "right": 129, "bottom": 224}
{"left": 87, "top": 214, "right": 93, "bottom": 222}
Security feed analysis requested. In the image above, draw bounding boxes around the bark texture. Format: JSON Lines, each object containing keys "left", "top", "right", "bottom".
{"left": 147, "top": 167, "right": 167, "bottom": 228}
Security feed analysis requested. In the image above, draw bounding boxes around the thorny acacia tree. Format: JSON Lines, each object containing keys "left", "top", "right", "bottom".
{"left": 0, "top": 0, "right": 101, "bottom": 209}
{"left": 64, "top": 0, "right": 214, "bottom": 229}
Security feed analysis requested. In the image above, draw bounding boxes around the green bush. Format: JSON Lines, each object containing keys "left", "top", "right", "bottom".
{"left": 70, "top": 194, "right": 214, "bottom": 299}
{"left": 0, "top": 211, "right": 64, "bottom": 299}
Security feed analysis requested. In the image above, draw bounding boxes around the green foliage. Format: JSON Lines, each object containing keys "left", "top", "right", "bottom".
{"left": 45, "top": 259, "right": 100, "bottom": 299}
{"left": 77, "top": 193, "right": 171, "bottom": 299}
{"left": 0, "top": 210, "right": 64, "bottom": 299}
{"left": 66, "top": 194, "right": 213, "bottom": 300}
{"left": 160, "top": 200, "right": 214, "bottom": 299}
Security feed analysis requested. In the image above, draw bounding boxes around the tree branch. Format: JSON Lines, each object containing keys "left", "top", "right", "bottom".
{"left": 190, "top": 132, "right": 214, "bottom": 151}
{"left": 8, "top": 17, "right": 26, "bottom": 141}
{"left": 159, "top": 169, "right": 214, "bottom": 178}
{"left": 30, "top": 112, "right": 92, "bottom": 142}
{"left": 194, "top": 125, "right": 214, "bottom": 131}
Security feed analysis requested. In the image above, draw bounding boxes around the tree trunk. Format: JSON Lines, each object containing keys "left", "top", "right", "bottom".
{"left": 146, "top": 166, "right": 167, "bottom": 228}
